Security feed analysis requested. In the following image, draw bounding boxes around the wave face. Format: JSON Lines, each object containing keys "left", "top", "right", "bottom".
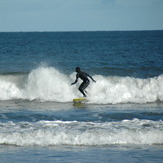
{"left": 0, "top": 119, "right": 162, "bottom": 146}
{"left": 0, "top": 66, "right": 163, "bottom": 104}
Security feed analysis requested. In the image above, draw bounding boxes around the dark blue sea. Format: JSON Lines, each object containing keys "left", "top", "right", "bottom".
{"left": 0, "top": 31, "right": 163, "bottom": 163}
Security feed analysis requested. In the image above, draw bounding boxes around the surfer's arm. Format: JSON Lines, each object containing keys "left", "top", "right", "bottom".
{"left": 71, "top": 74, "right": 79, "bottom": 85}
{"left": 88, "top": 74, "right": 96, "bottom": 82}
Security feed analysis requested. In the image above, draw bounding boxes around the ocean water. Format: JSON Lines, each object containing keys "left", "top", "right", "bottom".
{"left": 0, "top": 31, "right": 163, "bottom": 163}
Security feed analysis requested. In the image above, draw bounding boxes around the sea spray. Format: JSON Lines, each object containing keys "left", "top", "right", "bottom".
{"left": 24, "top": 66, "right": 75, "bottom": 101}
{"left": 0, "top": 77, "right": 22, "bottom": 100}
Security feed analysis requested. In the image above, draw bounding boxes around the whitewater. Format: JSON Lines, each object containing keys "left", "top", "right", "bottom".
{"left": 0, "top": 66, "right": 162, "bottom": 104}
{"left": 0, "top": 119, "right": 163, "bottom": 146}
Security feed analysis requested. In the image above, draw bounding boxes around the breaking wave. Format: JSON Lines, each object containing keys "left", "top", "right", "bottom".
{"left": 0, "top": 66, "right": 162, "bottom": 104}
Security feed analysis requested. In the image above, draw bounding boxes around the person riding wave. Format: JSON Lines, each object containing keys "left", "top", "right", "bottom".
{"left": 71, "top": 67, "right": 96, "bottom": 97}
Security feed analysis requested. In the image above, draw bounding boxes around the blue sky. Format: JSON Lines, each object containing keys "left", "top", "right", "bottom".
{"left": 0, "top": 0, "right": 163, "bottom": 31}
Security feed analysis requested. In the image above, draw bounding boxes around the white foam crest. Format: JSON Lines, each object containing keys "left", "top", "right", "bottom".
{"left": 0, "top": 67, "right": 77, "bottom": 102}
{"left": 0, "top": 120, "right": 162, "bottom": 146}
{"left": 23, "top": 66, "right": 75, "bottom": 102}
{"left": 88, "top": 75, "right": 163, "bottom": 104}
{"left": 0, "top": 80, "right": 22, "bottom": 100}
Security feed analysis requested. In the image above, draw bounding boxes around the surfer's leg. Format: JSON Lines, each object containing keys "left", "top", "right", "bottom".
{"left": 79, "top": 85, "right": 86, "bottom": 97}
{"left": 79, "top": 81, "right": 89, "bottom": 97}
{"left": 83, "top": 80, "right": 90, "bottom": 90}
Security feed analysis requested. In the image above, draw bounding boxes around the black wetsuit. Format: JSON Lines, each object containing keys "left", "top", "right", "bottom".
{"left": 77, "top": 71, "right": 90, "bottom": 97}
{"left": 72, "top": 71, "right": 96, "bottom": 97}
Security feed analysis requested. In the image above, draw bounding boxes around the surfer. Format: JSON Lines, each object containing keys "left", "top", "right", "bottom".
{"left": 71, "top": 67, "right": 96, "bottom": 97}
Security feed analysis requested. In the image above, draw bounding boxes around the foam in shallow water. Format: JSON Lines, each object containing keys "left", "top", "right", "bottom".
{"left": 0, "top": 119, "right": 162, "bottom": 146}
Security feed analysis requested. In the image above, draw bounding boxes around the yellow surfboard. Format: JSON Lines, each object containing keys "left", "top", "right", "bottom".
{"left": 73, "top": 97, "right": 86, "bottom": 103}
